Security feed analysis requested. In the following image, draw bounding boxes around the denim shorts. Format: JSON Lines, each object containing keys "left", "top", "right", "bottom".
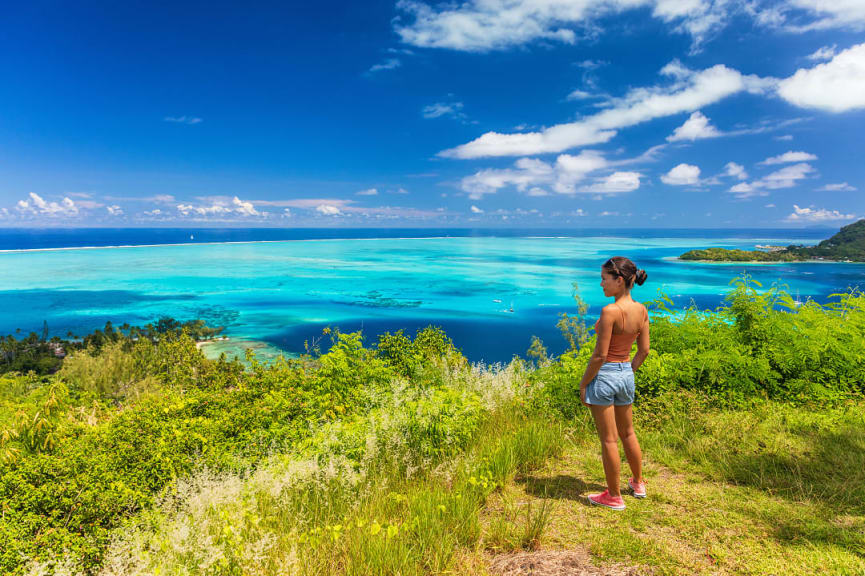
{"left": 585, "top": 362, "right": 635, "bottom": 406}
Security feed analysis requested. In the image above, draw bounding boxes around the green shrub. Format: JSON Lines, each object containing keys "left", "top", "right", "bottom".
{"left": 59, "top": 341, "right": 158, "bottom": 400}
{"left": 528, "top": 346, "right": 592, "bottom": 420}
{"left": 377, "top": 326, "right": 466, "bottom": 388}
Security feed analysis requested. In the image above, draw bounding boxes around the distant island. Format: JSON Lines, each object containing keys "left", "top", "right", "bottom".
{"left": 680, "top": 219, "right": 865, "bottom": 262}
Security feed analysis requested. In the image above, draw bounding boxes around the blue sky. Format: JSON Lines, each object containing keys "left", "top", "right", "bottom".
{"left": 1, "top": 0, "right": 864, "bottom": 228}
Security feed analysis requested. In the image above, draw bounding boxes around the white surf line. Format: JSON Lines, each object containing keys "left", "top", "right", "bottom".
{"left": 0, "top": 234, "right": 823, "bottom": 255}
{"left": 0, "top": 235, "right": 481, "bottom": 255}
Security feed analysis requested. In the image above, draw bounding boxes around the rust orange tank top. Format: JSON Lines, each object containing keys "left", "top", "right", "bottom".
{"left": 595, "top": 303, "right": 642, "bottom": 362}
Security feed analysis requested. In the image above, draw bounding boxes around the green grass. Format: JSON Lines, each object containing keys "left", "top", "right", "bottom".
{"left": 84, "top": 402, "right": 563, "bottom": 576}
{"left": 476, "top": 395, "right": 865, "bottom": 575}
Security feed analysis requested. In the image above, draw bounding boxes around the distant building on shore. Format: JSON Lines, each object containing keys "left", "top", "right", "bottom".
{"left": 755, "top": 244, "right": 787, "bottom": 253}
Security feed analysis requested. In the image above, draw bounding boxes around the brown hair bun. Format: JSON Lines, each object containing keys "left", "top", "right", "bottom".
{"left": 603, "top": 257, "right": 647, "bottom": 288}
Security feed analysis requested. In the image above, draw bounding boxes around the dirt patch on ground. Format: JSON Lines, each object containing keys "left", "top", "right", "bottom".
{"left": 488, "top": 549, "right": 650, "bottom": 576}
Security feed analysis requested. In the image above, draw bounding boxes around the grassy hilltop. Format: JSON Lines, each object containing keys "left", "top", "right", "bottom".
{"left": 680, "top": 218, "right": 865, "bottom": 262}
{"left": 1, "top": 277, "right": 864, "bottom": 575}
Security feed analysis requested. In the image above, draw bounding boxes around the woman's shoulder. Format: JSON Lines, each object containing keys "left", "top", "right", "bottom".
{"left": 632, "top": 300, "right": 649, "bottom": 320}
{"left": 600, "top": 303, "right": 620, "bottom": 316}
{"left": 622, "top": 299, "right": 648, "bottom": 320}
{"left": 605, "top": 300, "right": 646, "bottom": 312}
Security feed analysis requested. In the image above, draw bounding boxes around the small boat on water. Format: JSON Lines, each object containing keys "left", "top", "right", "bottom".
{"left": 493, "top": 299, "right": 502, "bottom": 303}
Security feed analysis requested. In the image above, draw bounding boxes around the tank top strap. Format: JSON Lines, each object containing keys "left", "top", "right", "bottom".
{"left": 613, "top": 302, "right": 626, "bottom": 330}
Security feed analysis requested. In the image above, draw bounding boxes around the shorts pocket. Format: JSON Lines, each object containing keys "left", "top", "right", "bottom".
{"left": 590, "top": 374, "right": 614, "bottom": 404}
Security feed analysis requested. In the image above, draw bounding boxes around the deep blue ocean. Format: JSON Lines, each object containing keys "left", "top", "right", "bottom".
{"left": 0, "top": 227, "right": 836, "bottom": 251}
{"left": 1, "top": 227, "right": 861, "bottom": 363}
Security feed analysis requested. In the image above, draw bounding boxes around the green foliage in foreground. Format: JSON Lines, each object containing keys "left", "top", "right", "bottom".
{"left": 680, "top": 218, "right": 865, "bottom": 262}
{"left": 534, "top": 277, "right": 865, "bottom": 419}
{"left": 0, "top": 326, "right": 468, "bottom": 574}
{"left": 0, "top": 277, "right": 863, "bottom": 575}
{"left": 0, "top": 318, "right": 224, "bottom": 377}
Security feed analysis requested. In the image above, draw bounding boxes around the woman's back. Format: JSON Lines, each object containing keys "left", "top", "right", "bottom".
{"left": 605, "top": 300, "right": 646, "bottom": 362}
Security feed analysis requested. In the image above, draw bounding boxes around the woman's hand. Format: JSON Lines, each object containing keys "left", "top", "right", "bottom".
{"left": 580, "top": 386, "right": 588, "bottom": 406}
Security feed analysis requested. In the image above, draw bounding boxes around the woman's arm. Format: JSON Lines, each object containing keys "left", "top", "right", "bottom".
{"left": 579, "top": 307, "right": 614, "bottom": 403}
{"left": 631, "top": 307, "right": 650, "bottom": 372}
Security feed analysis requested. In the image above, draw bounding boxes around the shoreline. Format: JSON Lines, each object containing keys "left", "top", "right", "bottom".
{"left": 195, "top": 336, "right": 295, "bottom": 362}
{"left": 195, "top": 336, "right": 230, "bottom": 349}
{"left": 667, "top": 256, "right": 861, "bottom": 265}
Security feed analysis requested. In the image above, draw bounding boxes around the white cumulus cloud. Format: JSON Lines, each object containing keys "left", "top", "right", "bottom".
{"left": 807, "top": 44, "right": 836, "bottom": 61}
{"left": 761, "top": 150, "right": 818, "bottom": 164}
{"left": 441, "top": 62, "right": 771, "bottom": 158}
{"left": 396, "top": 1, "right": 865, "bottom": 54}
{"left": 357, "top": 188, "right": 379, "bottom": 196}
{"left": 786, "top": 204, "right": 857, "bottom": 222}
{"left": 106, "top": 205, "right": 124, "bottom": 216}
{"left": 15, "top": 193, "right": 79, "bottom": 217}
{"left": 176, "top": 196, "right": 262, "bottom": 218}
{"left": 554, "top": 151, "right": 609, "bottom": 193}
{"left": 580, "top": 171, "right": 642, "bottom": 194}
{"left": 396, "top": 0, "right": 744, "bottom": 53}
{"left": 461, "top": 157, "right": 555, "bottom": 199}
{"left": 761, "top": 163, "right": 816, "bottom": 189}
{"left": 316, "top": 204, "right": 342, "bottom": 216}
{"left": 778, "top": 42, "right": 865, "bottom": 112}
{"left": 566, "top": 89, "right": 596, "bottom": 101}
{"left": 725, "top": 162, "right": 748, "bottom": 180}
{"left": 422, "top": 102, "right": 467, "bottom": 120}
{"left": 817, "top": 182, "right": 857, "bottom": 192}
{"left": 368, "top": 58, "right": 402, "bottom": 73}
{"left": 783, "top": 1, "right": 865, "bottom": 31}
{"left": 460, "top": 150, "right": 608, "bottom": 198}
{"left": 470, "top": 205, "right": 484, "bottom": 213}
{"left": 661, "top": 163, "right": 701, "bottom": 185}
{"left": 730, "top": 163, "right": 815, "bottom": 198}
{"left": 178, "top": 203, "right": 230, "bottom": 216}
{"left": 231, "top": 196, "right": 259, "bottom": 216}
{"left": 667, "top": 111, "right": 722, "bottom": 141}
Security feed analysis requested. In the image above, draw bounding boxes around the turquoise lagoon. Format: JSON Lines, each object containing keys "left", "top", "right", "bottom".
{"left": 1, "top": 231, "right": 863, "bottom": 362}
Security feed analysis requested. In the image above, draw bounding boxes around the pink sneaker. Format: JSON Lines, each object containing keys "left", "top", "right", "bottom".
{"left": 587, "top": 490, "right": 625, "bottom": 510}
{"left": 628, "top": 478, "right": 646, "bottom": 499}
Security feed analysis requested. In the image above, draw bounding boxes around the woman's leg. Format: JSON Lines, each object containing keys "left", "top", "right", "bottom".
{"left": 590, "top": 404, "right": 621, "bottom": 496}
{"left": 614, "top": 404, "right": 643, "bottom": 483}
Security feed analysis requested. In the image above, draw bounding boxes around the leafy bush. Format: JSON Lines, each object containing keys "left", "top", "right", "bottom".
{"left": 533, "top": 277, "right": 865, "bottom": 415}
{"left": 0, "top": 325, "right": 479, "bottom": 574}
{"left": 377, "top": 326, "right": 466, "bottom": 388}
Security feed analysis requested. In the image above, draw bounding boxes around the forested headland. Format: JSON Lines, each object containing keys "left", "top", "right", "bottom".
{"left": 680, "top": 218, "right": 865, "bottom": 262}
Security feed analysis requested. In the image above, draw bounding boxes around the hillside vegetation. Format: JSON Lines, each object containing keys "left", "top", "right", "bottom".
{"left": 1, "top": 276, "right": 864, "bottom": 575}
{"left": 680, "top": 218, "right": 865, "bottom": 262}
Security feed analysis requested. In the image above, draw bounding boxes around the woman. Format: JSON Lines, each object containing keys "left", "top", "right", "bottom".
{"left": 580, "top": 256, "right": 649, "bottom": 510}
